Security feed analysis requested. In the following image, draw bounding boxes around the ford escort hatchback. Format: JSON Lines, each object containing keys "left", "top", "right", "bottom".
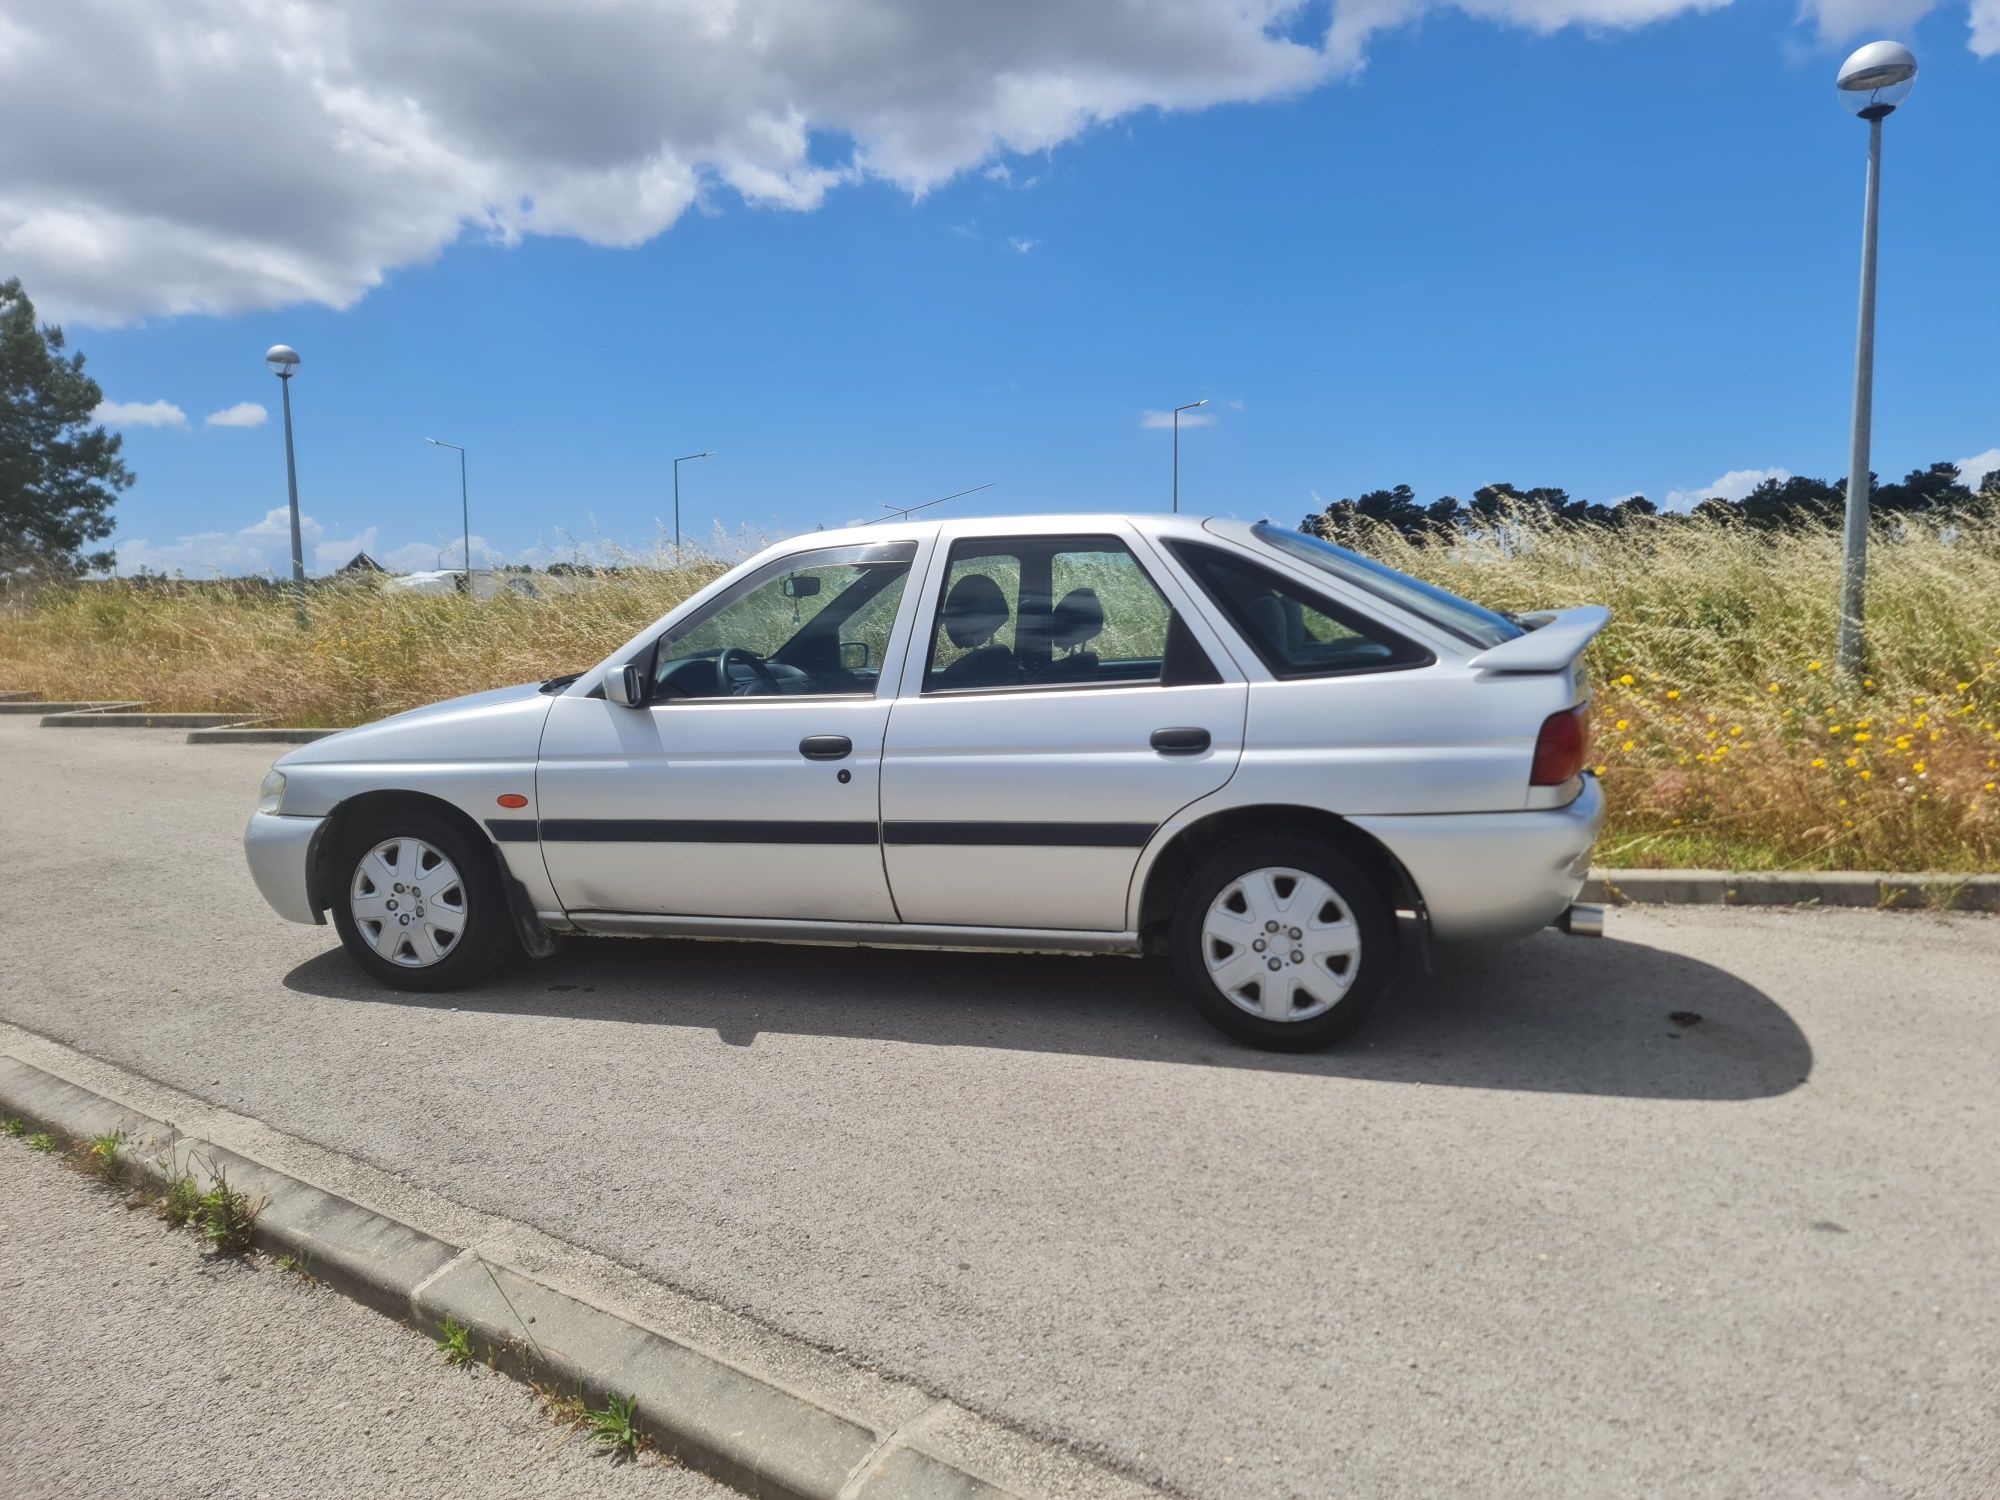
{"left": 245, "top": 514, "right": 1607, "bottom": 1051}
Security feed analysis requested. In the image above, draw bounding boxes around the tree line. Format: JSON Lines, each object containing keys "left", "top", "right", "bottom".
{"left": 1302, "top": 463, "right": 2000, "bottom": 543}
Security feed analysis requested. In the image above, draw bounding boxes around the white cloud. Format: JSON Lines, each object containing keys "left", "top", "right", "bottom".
{"left": 1140, "top": 407, "right": 1218, "bottom": 429}
{"left": 91, "top": 398, "right": 187, "bottom": 429}
{"left": 1974, "top": 0, "right": 2000, "bottom": 54}
{"left": 14, "top": 0, "right": 1942, "bottom": 327}
{"left": 1008, "top": 236, "right": 1039, "bottom": 253}
{"left": 110, "top": 506, "right": 398, "bottom": 577}
{"left": 1953, "top": 447, "right": 2000, "bottom": 488}
{"left": 1794, "top": 0, "right": 1938, "bottom": 46}
{"left": 1662, "top": 465, "right": 1788, "bottom": 511}
{"left": 204, "top": 401, "right": 268, "bottom": 428}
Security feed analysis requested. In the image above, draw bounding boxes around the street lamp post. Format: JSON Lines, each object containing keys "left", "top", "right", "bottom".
{"left": 425, "top": 438, "right": 472, "bottom": 595}
{"left": 1834, "top": 40, "right": 1917, "bottom": 680}
{"left": 264, "top": 344, "right": 307, "bottom": 626}
{"left": 673, "top": 451, "right": 713, "bottom": 553}
{"left": 1171, "top": 400, "right": 1208, "bottom": 513}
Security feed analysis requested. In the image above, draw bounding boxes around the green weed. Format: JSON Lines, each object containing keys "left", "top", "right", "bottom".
{"left": 585, "top": 1393, "right": 643, "bottom": 1461}
{"left": 437, "top": 1317, "right": 477, "bottom": 1367}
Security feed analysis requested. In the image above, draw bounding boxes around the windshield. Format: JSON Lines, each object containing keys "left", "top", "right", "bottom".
{"left": 1248, "top": 523, "right": 1523, "bottom": 649}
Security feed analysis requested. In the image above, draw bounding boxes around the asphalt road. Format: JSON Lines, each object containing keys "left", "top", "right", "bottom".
{"left": 1, "top": 716, "right": 1995, "bottom": 1499}
{"left": 0, "top": 1136, "right": 731, "bottom": 1500}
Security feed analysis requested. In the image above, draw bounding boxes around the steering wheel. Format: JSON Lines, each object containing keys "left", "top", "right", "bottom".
{"left": 715, "top": 646, "right": 784, "bottom": 696}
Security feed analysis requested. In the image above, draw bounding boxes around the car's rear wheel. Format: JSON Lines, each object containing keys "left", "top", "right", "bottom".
{"left": 1171, "top": 835, "right": 1394, "bottom": 1051}
{"left": 329, "top": 808, "right": 509, "bottom": 991}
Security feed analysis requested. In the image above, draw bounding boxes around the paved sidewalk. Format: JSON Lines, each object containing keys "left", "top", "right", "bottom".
{"left": 0, "top": 1143, "right": 730, "bottom": 1500}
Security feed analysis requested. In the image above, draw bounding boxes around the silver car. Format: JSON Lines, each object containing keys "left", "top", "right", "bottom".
{"left": 245, "top": 514, "right": 1606, "bottom": 1051}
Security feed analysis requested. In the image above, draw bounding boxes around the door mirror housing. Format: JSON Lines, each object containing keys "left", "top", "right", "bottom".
{"left": 781, "top": 575, "right": 821, "bottom": 599}
{"left": 604, "top": 661, "right": 646, "bottom": 707}
{"left": 840, "top": 640, "right": 871, "bottom": 671}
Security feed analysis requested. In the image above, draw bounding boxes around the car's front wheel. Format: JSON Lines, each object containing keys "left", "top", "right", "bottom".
{"left": 1171, "top": 835, "right": 1394, "bottom": 1051}
{"left": 329, "top": 809, "right": 509, "bottom": 991}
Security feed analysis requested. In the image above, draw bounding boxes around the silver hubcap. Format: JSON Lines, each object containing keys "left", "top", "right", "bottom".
{"left": 1202, "top": 866, "right": 1360, "bottom": 1023}
{"left": 349, "top": 837, "right": 466, "bottom": 969}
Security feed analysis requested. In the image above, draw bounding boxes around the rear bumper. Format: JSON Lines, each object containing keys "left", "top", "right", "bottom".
{"left": 244, "top": 811, "right": 327, "bottom": 925}
{"left": 1350, "top": 775, "right": 1604, "bottom": 942}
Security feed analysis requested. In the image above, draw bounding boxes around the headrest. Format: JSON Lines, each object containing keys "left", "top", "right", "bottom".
{"left": 1048, "top": 587, "right": 1104, "bottom": 649}
{"left": 942, "top": 573, "right": 1009, "bottom": 649}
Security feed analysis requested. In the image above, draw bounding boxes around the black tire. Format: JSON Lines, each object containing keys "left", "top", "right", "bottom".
{"left": 328, "top": 807, "right": 512, "bottom": 992}
{"left": 1170, "top": 835, "right": 1395, "bottom": 1051}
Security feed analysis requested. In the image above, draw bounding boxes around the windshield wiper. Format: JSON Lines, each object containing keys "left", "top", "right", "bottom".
{"left": 539, "top": 672, "right": 582, "bottom": 694}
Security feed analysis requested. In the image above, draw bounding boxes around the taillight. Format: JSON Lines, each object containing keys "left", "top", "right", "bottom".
{"left": 1530, "top": 704, "right": 1591, "bottom": 786}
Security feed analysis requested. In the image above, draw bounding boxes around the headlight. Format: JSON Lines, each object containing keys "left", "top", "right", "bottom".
{"left": 257, "top": 769, "right": 287, "bottom": 814}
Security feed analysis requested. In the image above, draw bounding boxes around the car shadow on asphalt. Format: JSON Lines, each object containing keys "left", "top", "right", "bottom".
{"left": 283, "top": 923, "right": 1810, "bottom": 1100}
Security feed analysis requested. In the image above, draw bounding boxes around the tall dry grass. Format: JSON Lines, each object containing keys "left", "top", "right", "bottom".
{"left": 2, "top": 510, "right": 1997, "bottom": 870}
{"left": 1364, "top": 504, "right": 2000, "bottom": 872}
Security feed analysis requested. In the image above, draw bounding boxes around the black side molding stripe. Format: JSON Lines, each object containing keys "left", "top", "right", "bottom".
{"left": 490, "top": 818, "right": 1157, "bottom": 849}
{"left": 883, "top": 821, "right": 1155, "bottom": 848}
{"left": 539, "top": 819, "right": 879, "bottom": 846}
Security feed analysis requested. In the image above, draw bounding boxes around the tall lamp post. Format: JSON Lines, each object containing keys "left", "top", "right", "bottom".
{"left": 264, "top": 344, "right": 307, "bottom": 626}
{"left": 1171, "top": 400, "right": 1208, "bottom": 513}
{"left": 673, "top": 451, "right": 713, "bottom": 553}
{"left": 425, "top": 438, "right": 472, "bottom": 595}
{"left": 1834, "top": 40, "right": 1917, "bottom": 679}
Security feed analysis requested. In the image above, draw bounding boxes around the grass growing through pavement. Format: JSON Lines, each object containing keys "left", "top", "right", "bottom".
{"left": 585, "top": 1393, "right": 644, "bottom": 1461}
{"left": 84, "top": 1129, "right": 126, "bottom": 1184}
{"left": 4, "top": 507, "right": 1997, "bottom": 868}
{"left": 437, "top": 1317, "right": 477, "bottom": 1367}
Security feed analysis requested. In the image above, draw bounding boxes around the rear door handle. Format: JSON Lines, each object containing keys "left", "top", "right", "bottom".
{"left": 1150, "top": 726, "right": 1210, "bottom": 755}
{"left": 799, "top": 735, "right": 852, "bottom": 761}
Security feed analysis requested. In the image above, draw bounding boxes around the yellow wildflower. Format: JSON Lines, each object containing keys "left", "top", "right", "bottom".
{"left": 1621, "top": 739, "right": 1635, "bottom": 752}
{"left": 1665, "top": 689, "right": 1680, "bottom": 700}
{"left": 1912, "top": 761, "right": 1926, "bottom": 774}
{"left": 1617, "top": 673, "right": 1634, "bottom": 686}
{"left": 1807, "top": 661, "right": 1823, "bottom": 672}
{"left": 1859, "top": 769, "right": 1872, "bottom": 780}
{"left": 1615, "top": 719, "right": 1628, "bottom": 731}
{"left": 1811, "top": 758, "right": 1826, "bottom": 769}
{"left": 1853, "top": 732, "right": 1872, "bottom": 742}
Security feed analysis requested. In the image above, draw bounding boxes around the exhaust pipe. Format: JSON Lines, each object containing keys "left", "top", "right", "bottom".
{"left": 1556, "top": 902, "right": 1605, "bottom": 938}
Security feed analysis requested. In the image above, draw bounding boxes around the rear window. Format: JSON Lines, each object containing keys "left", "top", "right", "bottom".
{"left": 1246, "top": 522, "right": 1524, "bottom": 650}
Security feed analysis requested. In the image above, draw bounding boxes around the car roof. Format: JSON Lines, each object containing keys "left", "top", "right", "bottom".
{"left": 793, "top": 512, "right": 1261, "bottom": 548}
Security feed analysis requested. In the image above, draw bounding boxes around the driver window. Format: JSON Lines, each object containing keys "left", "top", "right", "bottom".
{"left": 651, "top": 543, "right": 916, "bottom": 699}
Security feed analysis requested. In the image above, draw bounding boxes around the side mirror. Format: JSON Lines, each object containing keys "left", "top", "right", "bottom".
{"left": 781, "top": 575, "right": 822, "bottom": 599}
{"left": 840, "top": 640, "right": 871, "bottom": 670}
{"left": 605, "top": 662, "right": 646, "bottom": 707}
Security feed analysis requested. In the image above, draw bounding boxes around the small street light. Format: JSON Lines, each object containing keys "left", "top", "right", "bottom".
{"left": 1833, "top": 39, "right": 1917, "bottom": 679}
{"left": 673, "top": 451, "right": 714, "bottom": 553}
{"left": 1172, "top": 400, "right": 1208, "bottom": 514}
{"left": 425, "top": 438, "right": 472, "bottom": 595}
{"left": 264, "top": 344, "right": 307, "bottom": 626}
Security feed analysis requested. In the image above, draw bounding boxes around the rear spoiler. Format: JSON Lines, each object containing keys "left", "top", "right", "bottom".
{"left": 1465, "top": 606, "right": 1610, "bottom": 674}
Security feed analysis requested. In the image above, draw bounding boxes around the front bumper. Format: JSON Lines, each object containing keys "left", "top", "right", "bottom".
{"left": 1350, "top": 775, "right": 1604, "bottom": 942}
{"left": 244, "top": 811, "right": 327, "bottom": 925}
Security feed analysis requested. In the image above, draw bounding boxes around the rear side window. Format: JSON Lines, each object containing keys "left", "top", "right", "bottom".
{"left": 1170, "top": 543, "right": 1432, "bottom": 678}
{"left": 924, "top": 535, "right": 1209, "bottom": 693}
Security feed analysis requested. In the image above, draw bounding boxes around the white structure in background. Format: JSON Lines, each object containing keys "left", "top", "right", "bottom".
{"left": 382, "top": 569, "right": 540, "bottom": 600}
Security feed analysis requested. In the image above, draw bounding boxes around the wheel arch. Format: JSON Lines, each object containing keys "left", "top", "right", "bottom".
{"left": 1134, "top": 804, "right": 1426, "bottom": 955}
{"left": 309, "top": 788, "right": 555, "bottom": 958}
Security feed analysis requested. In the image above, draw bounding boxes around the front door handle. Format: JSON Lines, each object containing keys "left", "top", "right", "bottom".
{"left": 1150, "top": 726, "right": 1211, "bottom": 756}
{"left": 799, "top": 735, "right": 853, "bottom": 761}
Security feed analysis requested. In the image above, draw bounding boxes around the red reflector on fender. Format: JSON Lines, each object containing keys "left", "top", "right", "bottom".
{"left": 1530, "top": 705, "right": 1591, "bottom": 786}
{"left": 496, "top": 794, "right": 529, "bottom": 809}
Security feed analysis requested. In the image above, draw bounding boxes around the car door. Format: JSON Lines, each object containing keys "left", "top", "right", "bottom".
{"left": 879, "top": 525, "right": 1247, "bottom": 932}
{"left": 535, "top": 538, "right": 924, "bottom": 921}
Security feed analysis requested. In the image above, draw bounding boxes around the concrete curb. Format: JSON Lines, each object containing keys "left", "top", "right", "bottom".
{"left": 0, "top": 1030, "right": 1162, "bottom": 1500}
{"left": 186, "top": 725, "right": 339, "bottom": 745}
{"left": 40, "top": 709, "right": 257, "bottom": 729}
{"left": 1586, "top": 868, "right": 2000, "bottom": 913}
{"left": 0, "top": 700, "right": 145, "bottom": 715}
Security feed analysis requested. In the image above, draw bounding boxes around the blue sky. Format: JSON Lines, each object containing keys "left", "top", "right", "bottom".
{"left": 20, "top": 1, "right": 1997, "bottom": 576}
